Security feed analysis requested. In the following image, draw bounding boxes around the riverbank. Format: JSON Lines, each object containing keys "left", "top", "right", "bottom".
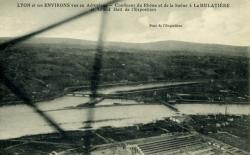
{"left": 1, "top": 114, "right": 249, "bottom": 154}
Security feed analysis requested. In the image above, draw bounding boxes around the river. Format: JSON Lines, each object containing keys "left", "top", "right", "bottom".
{"left": 0, "top": 96, "right": 250, "bottom": 140}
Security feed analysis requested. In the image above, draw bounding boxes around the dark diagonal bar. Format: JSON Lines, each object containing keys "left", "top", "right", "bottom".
{"left": 0, "top": 0, "right": 121, "bottom": 51}
{"left": 0, "top": 67, "right": 66, "bottom": 135}
{"left": 84, "top": 6, "right": 109, "bottom": 155}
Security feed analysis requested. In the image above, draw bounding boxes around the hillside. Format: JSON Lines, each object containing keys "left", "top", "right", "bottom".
{"left": 1, "top": 37, "right": 249, "bottom": 57}
{"left": 0, "top": 37, "right": 249, "bottom": 105}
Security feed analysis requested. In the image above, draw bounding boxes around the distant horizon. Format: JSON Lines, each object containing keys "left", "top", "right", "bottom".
{"left": 1, "top": 36, "right": 249, "bottom": 47}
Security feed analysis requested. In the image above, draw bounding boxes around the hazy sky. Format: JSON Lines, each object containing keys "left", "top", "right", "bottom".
{"left": 0, "top": 0, "right": 249, "bottom": 45}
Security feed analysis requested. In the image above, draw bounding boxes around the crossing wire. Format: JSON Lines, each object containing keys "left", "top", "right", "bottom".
{"left": 0, "top": 0, "right": 121, "bottom": 154}
{"left": 84, "top": 6, "right": 109, "bottom": 155}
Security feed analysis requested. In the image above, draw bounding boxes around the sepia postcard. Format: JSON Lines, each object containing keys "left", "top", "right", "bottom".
{"left": 0, "top": 0, "right": 249, "bottom": 154}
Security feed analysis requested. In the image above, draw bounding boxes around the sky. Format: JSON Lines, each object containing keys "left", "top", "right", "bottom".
{"left": 0, "top": 0, "right": 249, "bottom": 46}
